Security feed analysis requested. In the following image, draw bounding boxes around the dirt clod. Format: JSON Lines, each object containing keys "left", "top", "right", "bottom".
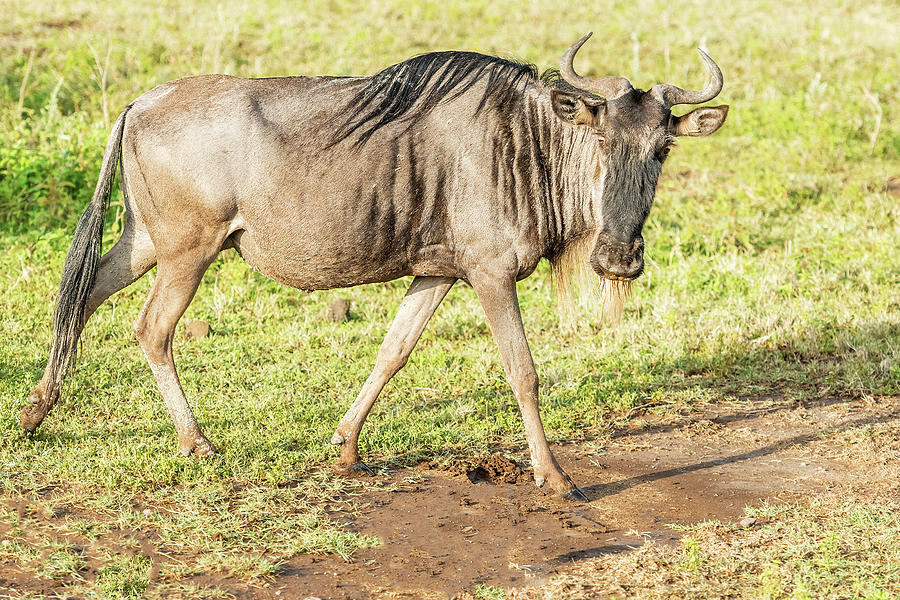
{"left": 886, "top": 176, "right": 900, "bottom": 196}
{"left": 427, "top": 454, "right": 530, "bottom": 485}
{"left": 739, "top": 517, "right": 757, "bottom": 528}
{"left": 327, "top": 298, "right": 351, "bottom": 322}
{"left": 185, "top": 320, "right": 211, "bottom": 338}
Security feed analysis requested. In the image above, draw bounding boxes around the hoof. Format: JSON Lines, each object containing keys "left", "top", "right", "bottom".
{"left": 179, "top": 435, "right": 218, "bottom": 457}
{"left": 535, "top": 469, "right": 583, "bottom": 500}
{"left": 20, "top": 389, "right": 52, "bottom": 433}
{"left": 335, "top": 461, "right": 375, "bottom": 477}
{"left": 556, "top": 487, "right": 588, "bottom": 502}
{"left": 194, "top": 437, "right": 218, "bottom": 457}
{"left": 20, "top": 405, "right": 44, "bottom": 434}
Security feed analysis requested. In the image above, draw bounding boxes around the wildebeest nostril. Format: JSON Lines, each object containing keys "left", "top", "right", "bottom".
{"left": 591, "top": 235, "right": 645, "bottom": 280}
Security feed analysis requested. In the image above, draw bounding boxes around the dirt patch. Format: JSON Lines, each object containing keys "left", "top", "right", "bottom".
{"left": 185, "top": 319, "right": 211, "bottom": 338}
{"left": 264, "top": 395, "right": 899, "bottom": 599}
{"left": 422, "top": 453, "right": 531, "bottom": 485}
{"left": 2, "top": 395, "right": 898, "bottom": 599}
{"left": 326, "top": 298, "right": 352, "bottom": 322}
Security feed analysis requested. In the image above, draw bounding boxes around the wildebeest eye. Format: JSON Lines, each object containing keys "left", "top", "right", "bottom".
{"left": 657, "top": 145, "right": 672, "bottom": 161}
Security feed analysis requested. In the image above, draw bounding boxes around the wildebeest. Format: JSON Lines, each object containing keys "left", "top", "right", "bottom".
{"left": 21, "top": 33, "right": 727, "bottom": 499}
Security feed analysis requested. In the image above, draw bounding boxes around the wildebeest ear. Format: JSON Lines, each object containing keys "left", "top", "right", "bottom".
{"left": 551, "top": 90, "right": 606, "bottom": 129}
{"left": 670, "top": 105, "right": 729, "bottom": 137}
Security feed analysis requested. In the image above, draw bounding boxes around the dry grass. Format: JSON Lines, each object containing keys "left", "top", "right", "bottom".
{"left": 508, "top": 495, "right": 900, "bottom": 600}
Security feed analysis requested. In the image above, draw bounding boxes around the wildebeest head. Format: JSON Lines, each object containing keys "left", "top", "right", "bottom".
{"left": 550, "top": 33, "right": 728, "bottom": 282}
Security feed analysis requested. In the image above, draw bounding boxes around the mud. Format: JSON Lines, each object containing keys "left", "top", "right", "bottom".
{"left": 422, "top": 453, "right": 532, "bottom": 485}
{"left": 2, "top": 395, "right": 898, "bottom": 599}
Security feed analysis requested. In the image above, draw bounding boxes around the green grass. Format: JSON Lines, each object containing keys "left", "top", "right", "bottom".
{"left": 476, "top": 584, "right": 509, "bottom": 600}
{"left": 94, "top": 553, "right": 151, "bottom": 600}
{"left": 1, "top": 0, "right": 898, "bottom": 597}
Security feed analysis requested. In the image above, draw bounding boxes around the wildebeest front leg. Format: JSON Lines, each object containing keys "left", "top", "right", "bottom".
{"left": 332, "top": 276, "right": 456, "bottom": 474}
{"left": 470, "top": 275, "right": 586, "bottom": 500}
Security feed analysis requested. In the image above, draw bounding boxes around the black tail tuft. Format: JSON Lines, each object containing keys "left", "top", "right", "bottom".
{"left": 43, "top": 107, "right": 130, "bottom": 399}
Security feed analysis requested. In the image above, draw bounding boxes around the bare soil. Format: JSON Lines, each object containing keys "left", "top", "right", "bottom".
{"left": 2, "top": 395, "right": 898, "bottom": 599}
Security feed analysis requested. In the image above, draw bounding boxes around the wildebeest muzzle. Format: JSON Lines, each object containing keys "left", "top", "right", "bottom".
{"left": 590, "top": 232, "right": 644, "bottom": 280}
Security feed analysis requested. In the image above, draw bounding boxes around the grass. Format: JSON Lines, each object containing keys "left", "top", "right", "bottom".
{"left": 475, "top": 584, "right": 509, "bottom": 600}
{"left": 1, "top": 0, "right": 898, "bottom": 597}
{"left": 509, "top": 498, "right": 900, "bottom": 599}
{"left": 94, "top": 553, "right": 151, "bottom": 600}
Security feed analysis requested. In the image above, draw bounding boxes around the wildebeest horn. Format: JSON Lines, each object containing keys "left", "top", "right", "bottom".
{"left": 560, "top": 32, "right": 633, "bottom": 99}
{"left": 651, "top": 48, "right": 723, "bottom": 107}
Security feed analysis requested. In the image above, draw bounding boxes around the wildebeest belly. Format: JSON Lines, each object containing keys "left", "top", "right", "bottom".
{"left": 228, "top": 200, "right": 461, "bottom": 290}
{"left": 227, "top": 221, "right": 411, "bottom": 290}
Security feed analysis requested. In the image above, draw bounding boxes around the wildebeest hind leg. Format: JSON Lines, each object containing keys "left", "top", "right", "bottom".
{"left": 469, "top": 274, "right": 586, "bottom": 501}
{"left": 331, "top": 276, "right": 456, "bottom": 474}
{"left": 21, "top": 219, "right": 157, "bottom": 433}
{"left": 132, "top": 250, "right": 218, "bottom": 457}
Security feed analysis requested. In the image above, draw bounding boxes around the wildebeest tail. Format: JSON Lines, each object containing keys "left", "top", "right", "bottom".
{"left": 43, "top": 107, "right": 130, "bottom": 399}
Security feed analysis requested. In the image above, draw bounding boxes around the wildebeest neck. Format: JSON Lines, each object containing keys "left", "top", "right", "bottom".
{"left": 520, "top": 91, "right": 606, "bottom": 256}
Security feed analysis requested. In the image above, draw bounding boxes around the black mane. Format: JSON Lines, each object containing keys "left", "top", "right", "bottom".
{"left": 332, "top": 51, "right": 539, "bottom": 147}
